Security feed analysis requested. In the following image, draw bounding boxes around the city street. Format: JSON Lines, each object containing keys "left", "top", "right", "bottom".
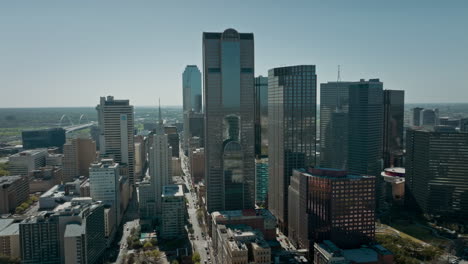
{"left": 115, "top": 219, "right": 139, "bottom": 264}
{"left": 181, "top": 151, "right": 215, "bottom": 264}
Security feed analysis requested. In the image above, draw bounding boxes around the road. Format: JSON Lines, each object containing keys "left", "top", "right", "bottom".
{"left": 180, "top": 151, "right": 215, "bottom": 264}
{"left": 115, "top": 219, "right": 140, "bottom": 264}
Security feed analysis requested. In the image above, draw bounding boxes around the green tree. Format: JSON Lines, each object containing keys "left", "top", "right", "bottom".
{"left": 143, "top": 240, "right": 153, "bottom": 249}
{"left": 171, "top": 260, "right": 179, "bottom": 264}
{"left": 192, "top": 252, "right": 201, "bottom": 263}
{"left": 15, "top": 207, "right": 24, "bottom": 214}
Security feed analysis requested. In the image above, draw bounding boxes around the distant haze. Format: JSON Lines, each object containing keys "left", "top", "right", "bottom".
{"left": 0, "top": 1, "right": 467, "bottom": 107}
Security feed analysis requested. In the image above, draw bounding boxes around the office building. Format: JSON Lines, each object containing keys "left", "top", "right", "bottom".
{"left": 63, "top": 138, "right": 97, "bottom": 182}
{"left": 268, "top": 65, "right": 317, "bottom": 233}
{"left": 189, "top": 112, "right": 204, "bottom": 149}
{"left": 320, "top": 81, "right": 357, "bottom": 170}
{"left": 461, "top": 118, "right": 468, "bottom": 132}
{"left": 148, "top": 106, "right": 172, "bottom": 218}
{"left": 288, "top": 168, "right": 376, "bottom": 251}
{"left": 406, "top": 128, "right": 468, "bottom": 218}
{"left": 254, "top": 75, "right": 268, "bottom": 158}
{"left": 0, "top": 175, "right": 29, "bottom": 214}
{"left": 381, "top": 167, "right": 405, "bottom": 203}
{"left": 190, "top": 148, "right": 205, "bottom": 183}
{"left": 255, "top": 158, "right": 268, "bottom": 206}
{"left": 160, "top": 185, "right": 185, "bottom": 239}
{"left": 411, "top": 107, "right": 424, "bottom": 127}
{"left": 314, "top": 240, "right": 393, "bottom": 264}
{"left": 137, "top": 179, "right": 154, "bottom": 220}
{"left": 183, "top": 65, "right": 202, "bottom": 152}
{"left": 96, "top": 96, "right": 135, "bottom": 183}
{"left": 46, "top": 154, "right": 63, "bottom": 167}
{"left": 20, "top": 199, "right": 105, "bottom": 264}
{"left": 203, "top": 28, "right": 255, "bottom": 212}
{"left": 348, "top": 79, "right": 384, "bottom": 207}
{"left": 164, "top": 126, "right": 180, "bottom": 157}
{"left": 134, "top": 141, "right": 144, "bottom": 180}
{"left": 8, "top": 149, "right": 47, "bottom": 176}
{"left": 382, "top": 90, "right": 404, "bottom": 168}
{"left": 22, "top": 128, "right": 66, "bottom": 151}
{"left": 420, "top": 108, "right": 439, "bottom": 127}
{"left": 0, "top": 222, "right": 20, "bottom": 259}
{"left": 89, "top": 159, "right": 121, "bottom": 226}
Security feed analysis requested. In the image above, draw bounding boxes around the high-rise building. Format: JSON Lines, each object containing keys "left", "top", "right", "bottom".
{"left": 411, "top": 107, "right": 424, "bottom": 127}
{"left": 319, "top": 81, "right": 355, "bottom": 169}
{"left": 420, "top": 108, "right": 439, "bottom": 127}
{"left": 268, "top": 65, "right": 317, "bottom": 233}
{"left": 0, "top": 222, "right": 20, "bottom": 259}
{"left": 160, "top": 185, "right": 185, "bottom": 239}
{"left": 8, "top": 149, "right": 47, "bottom": 176}
{"left": 89, "top": 159, "right": 121, "bottom": 226}
{"left": 255, "top": 158, "right": 268, "bottom": 206}
{"left": 406, "top": 128, "right": 468, "bottom": 219}
{"left": 190, "top": 148, "right": 205, "bottom": 183}
{"left": 254, "top": 76, "right": 268, "bottom": 158}
{"left": 461, "top": 118, "right": 468, "bottom": 132}
{"left": 22, "top": 128, "right": 66, "bottom": 152}
{"left": 382, "top": 90, "right": 405, "bottom": 168}
{"left": 189, "top": 112, "right": 204, "bottom": 148}
{"left": 183, "top": 65, "right": 202, "bottom": 152}
{"left": 164, "top": 126, "right": 180, "bottom": 157}
{"left": 0, "top": 175, "right": 29, "bottom": 214}
{"left": 148, "top": 106, "right": 172, "bottom": 218}
{"left": 63, "top": 138, "right": 96, "bottom": 182}
{"left": 288, "top": 168, "right": 376, "bottom": 251}
{"left": 348, "top": 79, "right": 384, "bottom": 207}
{"left": 203, "top": 28, "right": 255, "bottom": 212}
{"left": 96, "top": 96, "right": 135, "bottom": 183}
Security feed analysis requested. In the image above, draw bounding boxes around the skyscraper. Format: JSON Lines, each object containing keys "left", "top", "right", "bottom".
{"left": 268, "top": 65, "right": 317, "bottom": 233}
{"left": 183, "top": 65, "right": 202, "bottom": 152}
{"left": 382, "top": 90, "right": 404, "bottom": 168}
{"left": 411, "top": 107, "right": 424, "bottom": 127}
{"left": 420, "top": 108, "right": 439, "bottom": 127}
{"left": 406, "top": 128, "right": 468, "bottom": 219}
{"left": 203, "top": 28, "right": 255, "bottom": 212}
{"left": 22, "top": 128, "right": 66, "bottom": 152}
{"left": 148, "top": 104, "right": 172, "bottom": 217}
{"left": 63, "top": 138, "right": 97, "bottom": 182}
{"left": 254, "top": 75, "right": 268, "bottom": 158}
{"left": 348, "top": 79, "right": 384, "bottom": 208}
{"left": 319, "top": 81, "right": 355, "bottom": 169}
{"left": 96, "top": 96, "right": 135, "bottom": 183}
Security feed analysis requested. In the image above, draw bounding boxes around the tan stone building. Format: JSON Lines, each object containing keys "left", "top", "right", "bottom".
{"left": 0, "top": 176, "right": 29, "bottom": 214}
{"left": 63, "top": 138, "right": 96, "bottom": 182}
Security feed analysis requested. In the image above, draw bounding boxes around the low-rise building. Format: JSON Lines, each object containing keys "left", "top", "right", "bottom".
{"left": 0, "top": 175, "right": 30, "bottom": 214}
{"left": 211, "top": 209, "right": 276, "bottom": 240}
{"left": 160, "top": 185, "right": 185, "bottom": 239}
{"left": 8, "top": 149, "right": 47, "bottom": 177}
{"left": 313, "top": 240, "right": 393, "bottom": 264}
{"left": 0, "top": 221, "right": 20, "bottom": 259}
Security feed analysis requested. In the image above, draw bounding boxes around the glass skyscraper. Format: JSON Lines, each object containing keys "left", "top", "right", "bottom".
{"left": 383, "top": 90, "right": 405, "bottom": 168}
{"left": 203, "top": 28, "right": 255, "bottom": 212}
{"left": 182, "top": 65, "right": 202, "bottom": 152}
{"left": 254, "top": 75, "right": 268, "bottom": 158}
{"left": 267, "top": 65, "right": 317, "bottom": 233}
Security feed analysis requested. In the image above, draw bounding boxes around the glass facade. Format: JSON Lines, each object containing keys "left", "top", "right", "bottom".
{"left": 203, "top": 28, "right": 255, "bottom": 212}
{"left": 255, "top": 158, "right": 269, "bottom": 205}
{"left": 383, "top": 90, "right": 404, "bottom": 168}
{"left": 267, "top": 65, "right": 317, "bottom": 233}
{"left": 254, "top": 76, "right": 268, "bottom": 158}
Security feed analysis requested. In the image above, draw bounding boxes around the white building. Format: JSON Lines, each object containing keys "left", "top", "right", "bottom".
{"left": 160, "top": 185, "right": 185, "bottom": 239}
{"left": 96, "top": 96, "right": 135, "bottom": 183}
{"left": 9, "top": 149, "right": 47, "bottom": 176}
{"left": 89, "top": 159, "right": 121, "bottom": 226}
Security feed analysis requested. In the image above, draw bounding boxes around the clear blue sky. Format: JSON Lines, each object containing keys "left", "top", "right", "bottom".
{"left": 0, "top": 0, "right": 467, "bottom": 107}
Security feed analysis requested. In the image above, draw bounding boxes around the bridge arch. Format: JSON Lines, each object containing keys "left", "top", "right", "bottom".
{"left": 59, "top": 114, "right": 74, "bottom": 127}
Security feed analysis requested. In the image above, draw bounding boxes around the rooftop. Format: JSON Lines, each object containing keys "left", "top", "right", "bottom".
{"left": 0, "top": 219, "right": 15, "bottom": 232}
{"left": 162, "top": 184, "right": 184, "bottom": 197}
{"left": 0, "top": 223, "right": 19, "bottom": 236}
{"left": 64, "top": 224, "right": 85, "bottom": 237}
{"left": 0, "top": 175, "right": 23, "bottom": 187}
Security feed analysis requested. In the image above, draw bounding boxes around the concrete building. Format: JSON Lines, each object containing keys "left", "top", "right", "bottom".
{"left": 8, "top": 149, "right": 47, "bottom": 176}
{"left": 182, "top": 65, "right": 202, "bottom": 152}
{"left": 406, "top": 128, "right": 468, "bottom": 218}
{"left": 80, "top": 179, "right": 90, "bottom": 197}
{"left": 20, "top": 199, "right": 105, "bottom": 264}
{"left": 203, "top": 28, "right": 255, "bottom": 212}
{"left": 411, "top": 107, "right": 424, "bottom": 127}
{"left": 22, "top": 128, "right": 66, "bottom": 152}
{"left": 0, "top": 221, "right": 20, "bottom": 259}
{"left": 382, "top": 90, "right": 404, "bottom": 168}
{"left": 63, "top": 138, "right": 96, "bottom": 182}
{"left": 46, "top": 153, "right": 63, "bottom": 167}
{"left": 211, "top": 209, "right": 276, "bottom": 241}
{"left": 268, "top": 65, "right": 317, "bottom": 233}
{"left": 0, "top": 175, "right": 29, "bottom": 214}
{"left": 420, "top": 108, "right": 439, "bottom": 127}
{"left": 134, "top": 140, "right": 145, "bottom": 180}
{"left": 254, "top": 75, "right": 268, "bottom": 158}
{"left": 190, "top": 148, "right": 205, "bottom": 183}
{"left": 313, "top": 240, "right": 393, "bottom": 264}
{"left": 381, "top": 167, "right": 405, "bottom": 204}
{"left": 147, "top": 105, "right": 172, "bottom": 219}
{"left": 137, "top": 179, "right": 154, "bottom": 220}
{"left": 89, "top": 159, "right": 121, "bottom": 226}
{"left": 104, "top": 206, "right": 116, "bottom": 243}
{"left": 96, "top": 96, "right": 135, "bottom": 183}
{"left": 160, "top": 185, "right": 185, "bottom": 239}
{"left": 29, "top": 166, "right": 62, "bottom": 193}
{"left": 288, "top": 168, "right": 376, "bottom": 252}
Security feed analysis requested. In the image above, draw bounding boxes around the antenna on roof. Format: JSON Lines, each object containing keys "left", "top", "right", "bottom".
{"left": 337, "top": 65, "right": 341, "bottom": 82}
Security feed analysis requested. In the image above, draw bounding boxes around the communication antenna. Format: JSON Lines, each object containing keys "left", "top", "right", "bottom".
{"left": 337, "top": 65, "right": 341, "bottom": 82}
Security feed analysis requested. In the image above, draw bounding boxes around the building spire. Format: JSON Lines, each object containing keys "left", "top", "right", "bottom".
{"left": 156, "top": 98, "right": 164, "bottom": 135}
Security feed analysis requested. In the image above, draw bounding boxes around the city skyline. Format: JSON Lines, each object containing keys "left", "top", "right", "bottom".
{"left": 1, "top": 1, "right": 468, "bottom": 107}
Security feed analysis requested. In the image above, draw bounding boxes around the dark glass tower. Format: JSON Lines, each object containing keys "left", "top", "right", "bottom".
{"left": 406, "top": 128, "right": 468, "bottom": 219}
{"left": 203, "top": 29, "right": 255, "bottom": 212}
{"left": 254, "top": 76, "right": 268, "bottom": 158}
{"left": 267, "top": 65, "right": 317, "bottom": 233}
{"left": 383, "top": 90, "right": 405, "bottom": 168}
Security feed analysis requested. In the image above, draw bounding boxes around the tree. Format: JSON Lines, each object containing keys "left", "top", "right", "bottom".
{"left": 150, "top": 238, "right": 157, "bottom": 246}
{"left": 171, "top": 260, "right": 179, "bottom": 264}
{"left": 143, "top": 240, "right": 153, "bottom": 249}
{"left": 15, "top": 207, "right": 24, "bottom": 214}
{"left": 192, "top": 252, "right": 201, "bottom": 263}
